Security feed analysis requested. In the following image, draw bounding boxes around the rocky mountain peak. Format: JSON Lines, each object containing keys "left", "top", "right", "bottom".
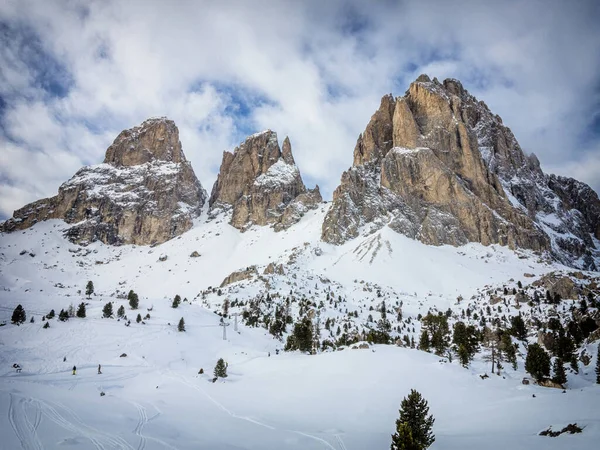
{"left": 1, "top": 118, "right": 206, "bottom": 246}
{"left": 323, "top": 75, "right": 600, "bottom": 269}
{"left": 209, "top": 130, "right": 321, "bottom": 231}
{"left": 104, "top": 117, "right": 186, "bottom": 167}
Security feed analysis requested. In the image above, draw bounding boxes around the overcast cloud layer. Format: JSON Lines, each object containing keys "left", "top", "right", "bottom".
{"left": 1, "top": 0, "right": 599, "bottom": 219}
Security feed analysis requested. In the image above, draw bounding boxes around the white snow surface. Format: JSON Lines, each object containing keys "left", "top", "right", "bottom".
{"left": 390, "top": 146, "right": 429, "bottom": 156}
{"left": 254, "top": 160, "right": 300, "bottom": 189}
{"left": 0, "top": 205, "right": 598, "bottom": 449}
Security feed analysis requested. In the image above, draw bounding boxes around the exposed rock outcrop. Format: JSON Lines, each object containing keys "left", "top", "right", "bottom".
{"left": 533, "top": 273, "right": 581, "bottom": 300}
{"left": 209, "top": 130, "right": 321, "bottom": 230}
{"left": 322, "top": 76, "right": 600, "bottom": 269}
{"left": 1, "top": 118, "right": 207, "bottom": 245}
{"left": 220, "top": 266, "right": 258, "bottom": 287}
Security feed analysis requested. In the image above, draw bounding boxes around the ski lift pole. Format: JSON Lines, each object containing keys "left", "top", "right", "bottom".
{"left": 220, "top": 317, "right": 230, "bottom": 340}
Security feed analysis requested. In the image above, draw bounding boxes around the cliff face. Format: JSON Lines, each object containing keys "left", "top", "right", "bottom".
{"left": 322, "top": 75, "right": 600, "bottom": 270}
{"left": 1, "top": 118, "right": 207, "bottom": 245}
{"left": 209, "top": 131, "right": 321, "bottom": 231}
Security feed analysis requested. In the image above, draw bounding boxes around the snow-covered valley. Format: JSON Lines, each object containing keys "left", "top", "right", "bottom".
{"left": 1, "top": 206, "right": 599, "bottom": 449}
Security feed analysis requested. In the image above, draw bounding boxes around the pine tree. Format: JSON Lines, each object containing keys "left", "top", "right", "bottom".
{"left": 172, "top": 294, "right": 181, "bottom": 308}
{"left": 510, "top": 314, "right": 527, "bottom": 340}
{"left": 223, "top": 299, "right": 230, "bottom": 317}
{"left": 391, "top": 422, "right": 414, "bottom": 450}
{"left": 421, "top": 314, "right": 449, "bottom": 355}
{"left": 552, "top": 358, "right": 567, "bottom": 385}
{"left": 418, "top": 330, "right": 430, "bottom": 352}
{"left": 284, "top": 316, "right": 313, "bottom": 352}
{"left": 47, "top": 309, "right": 55, "bottom": 319}
{"left": 128, "top": 290, "right": 139, "bottom": 309}
{"left": 117, "top": 305, "right": 125, "bottom": 318}
{"left": 86, "top": 280, "right": 94, "bottom": 298}
{"left": 76, "top": 302, "right": 86, "bottom": 318}
{"left": 136, "top": 313, "right": 142, "bottom": 323}
{"left": 452, "top": 321, "right": 478, "bottom": 364}
{"left": 596, "top": 346, "right": 600, "bottom": 384}
{"left": 43, "top": 321, "right": 50, "bottom": 329}
{"left": 499, "top": 333, "right": 517, "bottom": 370}
{"left": 11, "top": 304, "right": 26, "bottom": 324}
{"left": 457, "top": 344, "right": 470, "bottom": 367}
{"left": 391, "top": 389, "right": 435, "bottom": 450}
{"left": 58, "top": 309, "right": 69, "bottom": 322}
{"left": 214, "top": 358, "right": 227, "bottom": 378}
{"left": 102, "top": 302, "right": 113, "bottom": 318}
{"left": 525, "top": 343, "right": 550, "bottom": 382}
{"left": 178, "top": 317, "right": 185, "bottom": 332}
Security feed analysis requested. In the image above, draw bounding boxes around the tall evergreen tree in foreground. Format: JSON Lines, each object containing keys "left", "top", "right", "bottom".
{"left": 391, "top": 389, "right": 435, "bottom": 450}
{"left": 11, "top": 304, "right": 26, "bottom": 324}
{"left": 214, "top": 358, "right": 227, "bottom": 378}
{"left": 85, "top": 281, "right": 94, "bottom": 298}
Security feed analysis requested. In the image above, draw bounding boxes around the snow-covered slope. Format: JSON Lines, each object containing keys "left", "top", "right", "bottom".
{"left": 1, "top": 205, "right": 599, "bottom": 449}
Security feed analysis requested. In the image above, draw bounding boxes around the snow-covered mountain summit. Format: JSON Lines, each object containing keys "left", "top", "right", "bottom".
{"left": 1, "top": 118, "right": 207, "bottom": 245}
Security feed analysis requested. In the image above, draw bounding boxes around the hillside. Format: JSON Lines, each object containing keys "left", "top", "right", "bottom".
{"left": 1, "top": 206, "right": 599, "bottom": 449}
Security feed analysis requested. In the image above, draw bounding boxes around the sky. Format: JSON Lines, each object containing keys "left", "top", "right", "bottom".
{"left": 0, "top": 0, "right": 599, "bottom": 219}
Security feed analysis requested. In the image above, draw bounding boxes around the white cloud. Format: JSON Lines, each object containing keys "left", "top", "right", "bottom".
{"left": 0, "top": 0, "right": 599, "bottom": 219}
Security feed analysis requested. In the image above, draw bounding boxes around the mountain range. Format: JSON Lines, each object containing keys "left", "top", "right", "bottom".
{"left": 2, "top": 75, "right": 599, "bottom": 271}
{"left": 1, "top": 75, "right": 599, "bottom": 450}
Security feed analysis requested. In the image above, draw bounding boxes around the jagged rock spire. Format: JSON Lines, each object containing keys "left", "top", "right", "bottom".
{"left": 210, "top": 130, "right": 321, "bottom": 231}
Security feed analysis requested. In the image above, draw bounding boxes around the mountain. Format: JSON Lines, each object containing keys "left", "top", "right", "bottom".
{"left": 209, "top": 130, "right": 321, "bottom": 231}
{"left": 0, "top": 76, "right": 599, "bottom": 449}
{"left": 0, "top": 118, "right": 207, "bottom": 245}
{"left": 322, "top": 75, "right": 600, "bottom": 270}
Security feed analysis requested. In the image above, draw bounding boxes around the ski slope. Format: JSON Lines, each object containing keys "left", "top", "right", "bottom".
{"left": 0, "top": 207, "right": 599, "bottom": 449}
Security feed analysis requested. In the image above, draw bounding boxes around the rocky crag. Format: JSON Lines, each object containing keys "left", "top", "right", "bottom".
{"left": 322, "top": 75, "right": 600, "bottom": 270}
{"left": 1, "top": 118, "right": 207, "bottom": 245}
{"left": 209, "top": 130, "right": 321, "bottom": 231}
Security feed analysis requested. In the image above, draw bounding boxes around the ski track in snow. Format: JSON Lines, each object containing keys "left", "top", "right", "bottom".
{"left": 126, "top": 401, "right": 178, "bottom": 450}
{"left": 335, "top": 434, "right": 348, "bottom": 450}
{"left": 166, "top": 370, "right": 339, "bottom": 449}
{"left": 131, "top": 402, "right": 147, "bottom": 450}
{"left": 37, "top": 398, "right": 135, "bottom": 450}
{"left": 7, "top": 393, "right": 43, "bottom": 450}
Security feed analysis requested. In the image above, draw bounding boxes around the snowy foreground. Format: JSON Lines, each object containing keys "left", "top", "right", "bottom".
{"left": 1, "top": 208, "right": 599, "bottom": 449}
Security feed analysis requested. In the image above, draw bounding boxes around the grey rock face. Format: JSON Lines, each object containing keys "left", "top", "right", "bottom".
{"left": 1, "top": 118, "right": 207, "bottom": 245}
